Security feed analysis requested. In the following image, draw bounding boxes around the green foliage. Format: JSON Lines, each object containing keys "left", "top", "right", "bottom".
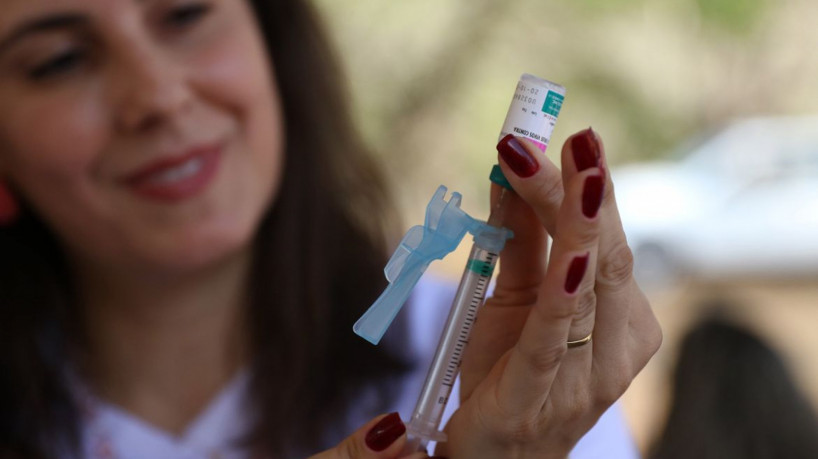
{"left": 695, "top": 0, "right": 769, "bottom": 34}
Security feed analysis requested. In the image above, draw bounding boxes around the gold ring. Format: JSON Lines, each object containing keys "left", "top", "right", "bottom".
{"left": 567, "top": 333, "right": 592, "bottom": 349}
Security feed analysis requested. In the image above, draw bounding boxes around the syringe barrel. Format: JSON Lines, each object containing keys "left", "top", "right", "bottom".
{"left": 407, "top": 243, "right": 499, "bottom": 446}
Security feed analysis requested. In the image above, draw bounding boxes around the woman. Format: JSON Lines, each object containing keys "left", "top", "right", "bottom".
{"left": 0, "top": 0, "right": 661, "bottom": 457}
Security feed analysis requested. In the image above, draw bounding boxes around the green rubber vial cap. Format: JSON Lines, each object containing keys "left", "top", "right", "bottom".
{"left": 490, "top": 164, "right": 514, "bottom": 191}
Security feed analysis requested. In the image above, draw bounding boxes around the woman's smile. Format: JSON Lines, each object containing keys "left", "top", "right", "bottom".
{"left": 121, "top": 141, "right": 224, "bottom": 202}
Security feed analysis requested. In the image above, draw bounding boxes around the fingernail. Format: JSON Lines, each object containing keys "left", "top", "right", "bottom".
{"left": 565, "top": 253, "right": 590, "bottom": 294}
{"left": 497, "top": 134, "right": 540, "bottom": 178}
{"left": 582, "top": 174, "right": 605, "bottom": 219}
{"left": 365, "top": 412, "right": 406, "bottom": 452}
{"left": 571, "top": 128, "right": 601, "bottom": 172}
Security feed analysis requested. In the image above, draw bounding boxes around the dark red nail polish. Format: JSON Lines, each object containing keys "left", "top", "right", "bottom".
{"left": 571, "top": 128, "right": 600, "bottom": 172}
{"left": 365, "top": 412, "right": 405, "bottom": 452}
{"left": 582, "top": 174, "right": 605, "bottom": 219}
{"left": 565, "top": 254, "right": 589, "bottom": 294}
{"left": 497, "top": 134, "right": 540, "bottom": 178}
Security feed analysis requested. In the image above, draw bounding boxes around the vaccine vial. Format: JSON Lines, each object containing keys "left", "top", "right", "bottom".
{"left": 491, "top": 73, "right": 566, "bottom": 189}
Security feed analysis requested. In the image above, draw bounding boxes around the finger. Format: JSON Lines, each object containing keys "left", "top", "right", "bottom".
{"left": 554, "top": 170, "right": 605, "bottom": 344}
{"left": 566, "top": 129, "right": 631, "bottom": 289}
{"left": 502, "top": 134, "right": 605, "bottom": 341}
{"left": 561, "top": 127, "right": 604, "bottom": 183}
{"left": 549, "top": 172, "right": 608, "bottom": 391}
{"left": 562, "top": 130, "right": 662, "bottom": 396}
{"left": 458, "top": 137, "right": 561, "bottom": 398}
{"left": 624, "top": 286, "right": 663, "bottom": 371}
{"left": 489, "top": 182, "right": 548, "bottom": 303}
{"left": 464, "top": 136, "right": 561, "bottom": 401}
{"left": 308, "top": 412, "right": 411, "bottom": 459}
{"left": 569, "top": 131, "right": 639, "bottom": 346}
{"left": 513, "top": 167, "right": 604, "bottom": 370}
{"left": 493, "top": 149, "right": 604, "bottom": 412}
{"left": 459, "top": 135, "right": 565, "bottom": 401}
{"left": 496, "top": 134, "right": 565, "bottom": 236}
{"left": 457, "top": 183, "right": 547, "bottom": 401}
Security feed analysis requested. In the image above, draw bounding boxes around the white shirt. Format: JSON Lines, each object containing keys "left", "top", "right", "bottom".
{"left": 70, "top": 277, "right": 639, "bottom": 458}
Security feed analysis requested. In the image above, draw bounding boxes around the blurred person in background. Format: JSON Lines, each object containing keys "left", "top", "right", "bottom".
{"left": 0, "top": 0, "right": 661, "bottom": 457}
{"left": 648, "top": 304, "right": 818, "bottom": 459}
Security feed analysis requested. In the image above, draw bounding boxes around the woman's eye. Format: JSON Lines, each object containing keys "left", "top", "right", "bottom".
{"left": 28, "top": 49, "right": 85, "bottom": 81}
{"left": 165, "top": 2, "right": 212, "bottom": 28}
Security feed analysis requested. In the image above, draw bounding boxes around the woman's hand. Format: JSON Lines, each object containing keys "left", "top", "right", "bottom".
{"left": 435, "top": 129, "right": 662, "bottom": 458}
{"left": 309, "top": 412, "right": 434, "bottom": 459}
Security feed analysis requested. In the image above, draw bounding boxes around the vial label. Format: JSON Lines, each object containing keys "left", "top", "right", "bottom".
{"left": 499, "top": 74, "right": 566, "bottom": 153}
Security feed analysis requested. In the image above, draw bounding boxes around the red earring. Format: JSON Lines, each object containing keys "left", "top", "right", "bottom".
{"left": 0, "top": 181, "right": 20, "bottom": 225}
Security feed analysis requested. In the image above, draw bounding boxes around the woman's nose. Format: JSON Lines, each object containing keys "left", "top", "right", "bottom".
{"left": 111, "top": 45, "right": 193, "bottom": 133}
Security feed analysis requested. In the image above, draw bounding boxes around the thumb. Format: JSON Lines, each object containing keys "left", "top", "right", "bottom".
{"left": 309, "top": 412, "right": 422, "bottom": 459}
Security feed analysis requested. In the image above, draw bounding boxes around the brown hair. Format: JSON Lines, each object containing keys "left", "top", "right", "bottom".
{"left": 0, "top": 0, "right": 410, "bottom": 456}
{"left": 648, "top": 306, "right": 818, "bottom": 459}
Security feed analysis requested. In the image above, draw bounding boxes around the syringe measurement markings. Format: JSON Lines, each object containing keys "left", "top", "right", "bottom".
{"left": 438, "top": 253, "right": 500, "bottom": 403}
{"left": 442, "top": 338, "right": 470, "bottom": 383}
{"left": 441, "top": 303, "right": 481, "bottom": 385}
{"left": 439, "top": 304, "right": 483, "bottom": 393}
{"left": 443, "top": 344, "right": 465, "bottom": 377}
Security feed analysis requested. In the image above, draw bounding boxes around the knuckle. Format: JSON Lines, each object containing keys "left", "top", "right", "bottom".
{"left": 598, "top": 240, "right": 635, "bottom": 288}
{"left": 571, "top": 222, "right": 600, "bottom": 247}
{"left": 562, "top": 392, "right": 593, "bottom": 426}
{"left": 531, "top": 174, "right": 564, "bottom": 211}
{"left": 518, "top": 340, "right": 567, "bottom": 373}
{"left": 574, "top": 288, "right": 597, "bottom": 324}
{"left": 475, "top": 401, "right": 539, "bottom": 444}
{"left": 498, "top": 415, "right": 540, "bottom": 443}
{"left": 338, "top": 437, "right": 361, "bottom": 459}
{"left": 490, "top": 283, "right": 541, "bottom": 307}
{"left": 594, "top": 372, "right": 632, "bottom": 408}
{"left": 649, "top": 324, "right": 664, "bottom": 354}
{"left": 533, "top": 295, "right": 575, "bottom": 323}
{"left": 629, "top": 302, "right": 664, "bottom": 365}
{"left": 641, "top": 316, "right": 664, "bottom": 358}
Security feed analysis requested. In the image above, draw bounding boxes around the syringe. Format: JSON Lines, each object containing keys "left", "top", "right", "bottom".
{"left": 352, "top": 73, "right": 565, "bottom": 453}
{"left": 405, "top": 74, "right": 566, "bottom": 452}
{"left": 403, "top": 192, "right": 510, "bottom": 451}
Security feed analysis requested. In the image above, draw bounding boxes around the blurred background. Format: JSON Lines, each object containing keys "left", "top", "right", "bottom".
{"left": 313, "top": 0, "right": 818, "bottom": 454}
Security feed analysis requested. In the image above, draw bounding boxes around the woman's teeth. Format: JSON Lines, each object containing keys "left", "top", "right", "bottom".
{"left": 148, "top": 157, "right": 204, "bottom": 184}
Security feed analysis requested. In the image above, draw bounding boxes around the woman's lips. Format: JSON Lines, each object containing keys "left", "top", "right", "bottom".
{"left": 123, "top": 144, "right": 223, "bottom": 202}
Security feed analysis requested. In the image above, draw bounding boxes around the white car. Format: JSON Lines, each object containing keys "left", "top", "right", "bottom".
{"left": 613, "top": 116, "right": 818, "bottom": 287}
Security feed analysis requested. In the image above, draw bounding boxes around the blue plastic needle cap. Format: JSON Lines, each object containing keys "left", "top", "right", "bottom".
{"left": 353, "top": 185, "right": 512, "bottom": 345}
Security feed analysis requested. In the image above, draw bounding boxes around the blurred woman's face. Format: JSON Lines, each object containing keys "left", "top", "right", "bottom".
{"left": 0, "top": 0, "right": 283, "bottom": 275}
